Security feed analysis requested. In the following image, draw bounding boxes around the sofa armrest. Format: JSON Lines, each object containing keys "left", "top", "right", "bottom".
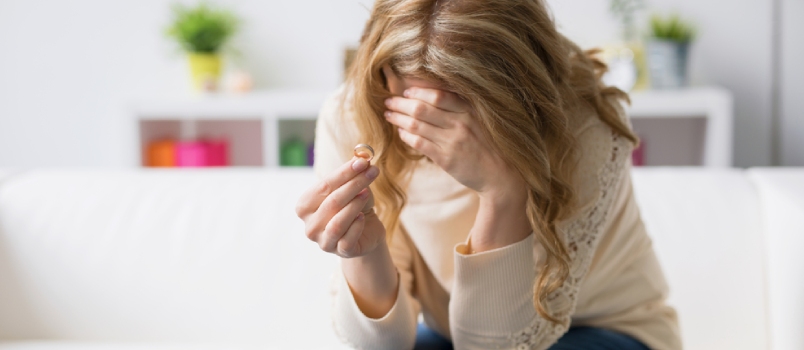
{"left": 748, "top": 168, "right": 804, "bottom": 350}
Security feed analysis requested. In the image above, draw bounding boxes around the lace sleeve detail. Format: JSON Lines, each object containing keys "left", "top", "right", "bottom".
{"left": 510, "top": 130, "right": 632, "bottom": 350}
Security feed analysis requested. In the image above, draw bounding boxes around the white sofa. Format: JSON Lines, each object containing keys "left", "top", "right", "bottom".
{"left": 0, "top": 167, "right": 801, "bottom": 350}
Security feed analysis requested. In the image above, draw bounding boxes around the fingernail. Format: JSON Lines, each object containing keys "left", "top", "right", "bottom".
{"left": 384, "top": 98, "right": 392, "bottom": 107}
{"left": 352, "top": 158, "right": 368, "bottom": 172}
{"left": 403, "top": 89, "right": 411, "bottom": 97}
{"left": 384, "top": 110, "right": 391, "bottom": 118}
{"left": 366, "top": 166, "right": 379, "bottom": 179}
{"left": 356, "top": 212, "right": 365, "bottom": 221}
{"left": 358, "top": 190, "right": 370, "bottom": 199}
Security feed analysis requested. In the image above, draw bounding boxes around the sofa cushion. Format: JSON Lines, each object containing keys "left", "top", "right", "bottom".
{"left": 0, "top": 169, "right": 345, "bottom": 349}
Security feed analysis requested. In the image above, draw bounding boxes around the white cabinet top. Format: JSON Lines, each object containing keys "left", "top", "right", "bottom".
{"left": 628, "top": 86, "right": 733, "bottom": 119}
{"left": 132, "top": 89, "right": 332, "bottom": 119}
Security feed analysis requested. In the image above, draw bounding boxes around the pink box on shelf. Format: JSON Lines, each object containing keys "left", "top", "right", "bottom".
{"left": 175, "top": 142, "right": 207, "bottom": 167}
{"left": 175, "top": 139, "right": 230, "bottom": 167}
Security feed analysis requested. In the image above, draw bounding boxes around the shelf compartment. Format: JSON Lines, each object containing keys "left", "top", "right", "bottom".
{"left": 139, "top": 119, "right": 264, "bottom": 167}
{"left": 631, "top": 117, "right": 707, "bottom": 166}
{"left": 276, "top": 118, "right": 317, "bottom": 167}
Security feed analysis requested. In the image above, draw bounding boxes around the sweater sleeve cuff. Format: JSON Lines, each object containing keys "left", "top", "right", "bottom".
{"left": 451, "top": 233, "right": 538, "bottom": 333}
{"left": 332, "top": 270, "right": 417, "bottom": 350}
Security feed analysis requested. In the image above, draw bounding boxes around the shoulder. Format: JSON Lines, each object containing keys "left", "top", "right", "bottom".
{"left": 318, "top": 84, "right": 352, "bottom": 125}
{"left": 542, "top": 98, "right": 634, "bottom": 316}
{"left": 568, "top": 96, "right": 633, "bottom": 214}
{"left": 314, "top": 84, "right": 361, "bottom": 178}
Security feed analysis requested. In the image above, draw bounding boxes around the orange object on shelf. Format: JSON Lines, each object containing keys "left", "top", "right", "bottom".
{"left": 146, "top": 140, "right": 176, "bottom": 167}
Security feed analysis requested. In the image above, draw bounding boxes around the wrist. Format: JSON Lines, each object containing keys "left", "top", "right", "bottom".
{"left": 470, "top": 192, "right": 531, "bottom": 253}
{"left": 478, "top": 173, "right": 528, "bottom": 206}
{"left": 342, "top": 237, "right": 392, "bottom": 276}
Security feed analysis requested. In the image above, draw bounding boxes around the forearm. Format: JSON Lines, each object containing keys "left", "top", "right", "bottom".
{"left": 451, "top": 190, "right": 551, "bottom": 348}
{"left": 341, "top": 239, "right": 399, "bottom": 318}
{"left": 333, "top": 224, "right": 417, "bottom": 350}
{"left": 450, "top": 232, "right": 549, "bottom": 349}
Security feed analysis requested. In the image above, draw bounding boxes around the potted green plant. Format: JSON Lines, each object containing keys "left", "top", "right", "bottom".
{"left": 165, "top": 2, "right": 241, "bottom": 92}
{"left": 647, "top": 14, "right": 696, "bottom": 89}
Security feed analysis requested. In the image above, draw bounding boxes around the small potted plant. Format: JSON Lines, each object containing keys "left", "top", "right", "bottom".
{"left": 647, "top": 14, "right": 696, "bottom": 89}
{"left": 165, "top": 2, "right": 241, "bottom": 92}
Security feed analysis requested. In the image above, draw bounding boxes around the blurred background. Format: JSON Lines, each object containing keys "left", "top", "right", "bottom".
{"left": 0, "top": 0, "right": 801, "bottom": 169}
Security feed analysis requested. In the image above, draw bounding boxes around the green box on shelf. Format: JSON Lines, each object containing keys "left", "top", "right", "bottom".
{"left": 281, "top": 139, "right": 309, "bottom": 166}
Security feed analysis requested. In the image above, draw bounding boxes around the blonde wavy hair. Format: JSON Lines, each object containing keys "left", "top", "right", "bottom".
{"left": 344, "top": 0, "right": 638, "bottom": 323}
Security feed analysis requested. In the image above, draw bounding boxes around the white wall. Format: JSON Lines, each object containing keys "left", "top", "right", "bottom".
{"left": 0, "top": 0, "right": 371, "bottom": 167}
{"left": 0, "top": 0, "right": 794, "bottom": 167}
{"left": 780, "top": 0, "right": 804, "bottom": 166}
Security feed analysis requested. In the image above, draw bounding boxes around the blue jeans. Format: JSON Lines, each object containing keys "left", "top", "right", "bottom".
{"left": 414, "top": 324, "right": 650, "bottom": 350}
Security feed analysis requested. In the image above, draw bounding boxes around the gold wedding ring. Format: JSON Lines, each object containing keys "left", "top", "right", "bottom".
{"left": 354, "top": 144, "right": 375, "bottom": 162}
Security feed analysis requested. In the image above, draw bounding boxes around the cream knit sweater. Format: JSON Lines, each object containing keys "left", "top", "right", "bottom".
{"left": 313, "top": 87, "right": 681, "bottom": 350}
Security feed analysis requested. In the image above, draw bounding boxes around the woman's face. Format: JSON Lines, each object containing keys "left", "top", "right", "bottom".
{"left": 382, "top": 65, "right": 444, "bottom": 96}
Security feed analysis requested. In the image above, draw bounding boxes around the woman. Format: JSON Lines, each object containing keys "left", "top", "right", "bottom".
{"left": 295, "top": 0, "right": 681, "bottom": 349}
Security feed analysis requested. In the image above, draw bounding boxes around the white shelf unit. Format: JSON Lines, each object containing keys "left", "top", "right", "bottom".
{"left": 132, "top": 90, "right": 330, "bottom": 168}
{"left": 130, "top": 86, "right": 733, "bottom": 168}
{"left": 628, "top": 87, "right": 733, "bottom": 167}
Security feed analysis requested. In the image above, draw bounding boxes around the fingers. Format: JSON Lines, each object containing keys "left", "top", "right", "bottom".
{"left": 336, "top": 212, "right": 365, "bottom": 258}
{"left": 384, "top": 110, "right": 442, "bottom": 142}
{"left": 295, "top": 157, "right": 370, "bottom": 218}
{"left": 319, "top": 189, "right": 370, "bottom": 253}
{"left": 398, "top": 127, "right": 440, "bottom": 159}
{"left": 318, "top": 164, "right": 379, "bottom": 219}
{"left": 385, "top": 97, "right": 450, "bottom": 128}
{"left": 403, "top": 87, "right": 469, "bottom": 113}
